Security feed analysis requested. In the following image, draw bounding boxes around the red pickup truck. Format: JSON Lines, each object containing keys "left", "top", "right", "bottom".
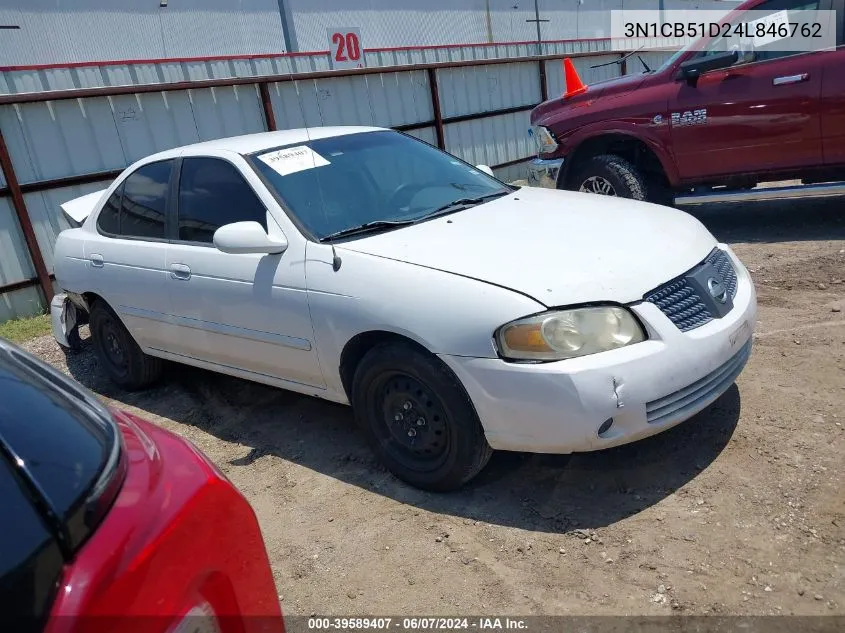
{"left": 528, "top": 0, "right": 845, "bottom": 206}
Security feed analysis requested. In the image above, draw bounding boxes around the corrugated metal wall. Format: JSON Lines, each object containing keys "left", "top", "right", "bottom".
{"left": 0, "top": 0, "right": 735, "bottom": 69}
{"left": 288, "top": 0, "right": 733, "bottom": 50}
{"left": 0, "top": 0, "right": 286, "bottom": 67}
{"left": 1, "top": 45, "right": 680, "bottom": 322}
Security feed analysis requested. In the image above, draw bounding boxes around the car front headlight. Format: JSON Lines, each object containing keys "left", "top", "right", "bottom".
{"left": 495, "top": 306, "right": 646, "bottom": 362}
{"left": 530, "top": 125, "right": 559, "bottom": 154}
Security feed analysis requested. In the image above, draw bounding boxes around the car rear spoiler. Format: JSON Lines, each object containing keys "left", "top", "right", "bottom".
{"left": 60, "top": 188, "right": 108, "bottom": 227}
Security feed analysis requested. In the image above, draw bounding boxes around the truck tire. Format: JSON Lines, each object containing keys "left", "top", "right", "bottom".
{"left": 569, "top": 154, "right": 647, "bottom": 201}
{"left": 89, "top": 300, "right": 163, "bottom": 390}
{"left": 351, "top": 341, "right": 493, "bottom": 492}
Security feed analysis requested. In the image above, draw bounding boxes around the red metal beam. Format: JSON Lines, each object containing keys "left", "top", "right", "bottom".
{"left": 492, "top": 156, "right": 533, "bottom": 170}
{"left": 394, "top": 120, "right": 437, "bottom": 133}
{"left": 0, "top": 274, "right": 56, "bottom": 296}
{"left": 538, "top": 59, "right": 548, "bottom": 102}
{"left": 0, "top": 129, "right": 54, "bottom": 304}
{"left": 258, "top": 82, "right": 277, "bottom": 132}
{"left": 427, "top": 68, "right": 446, "bottom": 150}
{"left": 0, "top": 50, "right": 631, "bottom": 106}
{"left": 0, "top": 277, "right": 39, "bottom": 294}
{"left": 443, "top": 103, "right": 536, "bottom": 127}
{"left": 14, "top": 168, "right": 120, "bottom": 196}
{"left": 0, "top": 37, "right": 624, "bottom": 73}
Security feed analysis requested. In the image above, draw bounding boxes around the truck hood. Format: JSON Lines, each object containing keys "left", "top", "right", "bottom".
{"left": 338, "top": 187, "right": 717, "bottom": 307}
{"left": 531, "top": 72, "right": 649, "bottom": 125}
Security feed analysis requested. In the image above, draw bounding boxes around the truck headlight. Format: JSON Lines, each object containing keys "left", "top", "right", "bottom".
{"left": 530, "top": 125, "right": 559, "bottom": 154}
{"left": 495, "top": 307, "right": 646, "bottom": 361}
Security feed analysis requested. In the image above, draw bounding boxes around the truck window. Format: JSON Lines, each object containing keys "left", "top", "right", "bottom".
{"left": 698, "top": 0, "right": 822, "bottom": 63}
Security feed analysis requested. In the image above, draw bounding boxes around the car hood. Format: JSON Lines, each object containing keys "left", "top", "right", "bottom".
{"left": 338, "top": 187, "right": 717, "bottom": 307}
{"left": 531, "top": 72, "right": 650, "bottom": 125}
{"left": 585, "top": 71, "right": 650, "bottom": 97}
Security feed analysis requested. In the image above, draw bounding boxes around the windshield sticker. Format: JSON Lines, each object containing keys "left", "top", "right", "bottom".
{"left": 258, "top": 146, "right": 330, "bottom": 177}
{"left": 749, "top": 9, "right": 789, "bottom": 47}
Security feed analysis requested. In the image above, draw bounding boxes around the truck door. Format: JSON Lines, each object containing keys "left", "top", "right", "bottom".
{"left": 669, "top": 0, "right": 828, "bottom": 183}
{"left": 820, "top": 4, "right": 845, "bottom": 164}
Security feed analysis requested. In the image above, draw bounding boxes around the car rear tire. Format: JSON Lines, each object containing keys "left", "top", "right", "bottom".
{"left": 570, "top": 154, "right": 647, "bottom": 201}
{"left": 89, "top": 301, "right": 162, "bottom": 390}
{"left": 351, "top": 342, "right": 493, "bottom": 491}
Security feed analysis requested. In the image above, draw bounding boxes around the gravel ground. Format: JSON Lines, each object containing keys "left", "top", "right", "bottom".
{"left": 23, "top": 196, "right": 845, "bottom": 617}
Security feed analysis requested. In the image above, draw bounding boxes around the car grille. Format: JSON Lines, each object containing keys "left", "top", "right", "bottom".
{"left": 644, "top": 248, "right": 738, "bottom": 332}
{"left": 707, "top": 248, "right": 738, "bottom": 298}
{"left": 646, "top": 340, "right": 751, "bottom": 425}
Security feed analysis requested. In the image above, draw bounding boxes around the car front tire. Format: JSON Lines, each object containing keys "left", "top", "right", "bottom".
{"left": 351, "top": 342, "right": 492, "bottom": 491}
{"left": 89, "top": 301, "right": 162, "bottom": 390}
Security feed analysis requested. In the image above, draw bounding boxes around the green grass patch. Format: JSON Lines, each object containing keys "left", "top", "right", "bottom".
{"left": 0, "top": 313, "right": 52, "bottom": 344}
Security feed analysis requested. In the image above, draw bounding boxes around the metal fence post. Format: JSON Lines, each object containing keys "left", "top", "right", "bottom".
{"left": 258, "top": 82, "right": 277, "bottom": 131}
{"left": 0, "top": 127, "right": 54, "bottom": 305}
{"left": 538, "top": 59, "right": 548, "bottom": 102}
{"left": 427, "top": 68, "right": 446, "bottom": 150}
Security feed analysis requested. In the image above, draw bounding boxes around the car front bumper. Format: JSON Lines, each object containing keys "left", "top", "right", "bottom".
{"left": 439, "top": 247, "right": 757, "bottom": 454}
{"left": 50, "top": 292, "right": 77, "bottom": 349}
{"left": 527, "top": 156, "right": 565, "bottom": 189}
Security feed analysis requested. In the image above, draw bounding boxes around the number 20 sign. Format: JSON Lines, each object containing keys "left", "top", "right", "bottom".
{"left": 327, "top": 28, "right": 365, "bottom": 70}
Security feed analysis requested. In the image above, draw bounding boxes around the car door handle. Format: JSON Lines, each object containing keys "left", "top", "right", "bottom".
{"left": 90, "top": 254, "right": 104, "bottom": 268}
{"left": 773, "top": 73, "right": 809, "bottom": 86}
{"left": 170, "top": 264, "right": 191, "bottom": 280}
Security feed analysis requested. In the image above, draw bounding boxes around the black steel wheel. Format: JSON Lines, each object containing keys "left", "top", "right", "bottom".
{"left": 89, "top": 301, "right": 162, "bottom": 390}
{"left": 373, "top": 372, "right": 451, "bottom": 472}
{"left": 351, "top": 341, "right": 492, "bottom": 491}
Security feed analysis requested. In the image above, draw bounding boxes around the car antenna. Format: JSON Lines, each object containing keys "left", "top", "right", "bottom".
{"left": 331, "top": 245, "right": 342, "bottom": 272}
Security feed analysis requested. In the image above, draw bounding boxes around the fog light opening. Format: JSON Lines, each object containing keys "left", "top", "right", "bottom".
{"left": 597, "top": 418, "right": 614, "bottom": 437}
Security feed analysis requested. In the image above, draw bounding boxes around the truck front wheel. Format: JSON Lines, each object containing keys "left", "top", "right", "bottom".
{"left": 568, "top": 154, "right": 648, "bottom": 201}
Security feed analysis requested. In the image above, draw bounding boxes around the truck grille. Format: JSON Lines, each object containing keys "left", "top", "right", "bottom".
{"left": 645, "top": 248, "right": 738, "bottom": 332}
{"left": 646, "top": 340, "right": 751, "bottom": 425}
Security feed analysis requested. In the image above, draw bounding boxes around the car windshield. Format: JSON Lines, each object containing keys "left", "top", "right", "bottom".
{"left": 657, "top": 44, "right": 693, "bottom": 71}
{"left": 247, "top": 130, "right": 511, "bottom": 241}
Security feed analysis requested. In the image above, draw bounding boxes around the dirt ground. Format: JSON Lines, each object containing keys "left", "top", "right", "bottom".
{"left": 23, "top": 196, "right": 845, "bottom": 618}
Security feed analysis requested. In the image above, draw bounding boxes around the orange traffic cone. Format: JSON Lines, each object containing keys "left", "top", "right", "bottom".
{"left": 563, "top": 57, "right": 588, "bottom": 99}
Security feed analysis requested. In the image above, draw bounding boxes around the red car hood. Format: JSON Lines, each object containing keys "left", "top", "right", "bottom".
{"left": 531, "top": 72, "right": 650, "bottom": 125}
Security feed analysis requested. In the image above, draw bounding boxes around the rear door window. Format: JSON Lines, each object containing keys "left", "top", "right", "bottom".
{"left": 177, "top": 157, "right": 267, "bottom": 244}
{"left": 120, "top": 161, "right": 172, "bottom": 239}
{"left": 97, "top": 160, "right": 173, "bottom": 239}
{"left": 96, "top": 185, "right": 122, "bottom": 235}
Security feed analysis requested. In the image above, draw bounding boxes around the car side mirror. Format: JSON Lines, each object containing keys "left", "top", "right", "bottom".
{"left": 476, "top": 165, "right": 495, "bottom": 177}
{"left": 213, "top": 221, "right": 287, "bottom": 255}
{"left": 676, "top": 50, "right": 739, "bottom": 83}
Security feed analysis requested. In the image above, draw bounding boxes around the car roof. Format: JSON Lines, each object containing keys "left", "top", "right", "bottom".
{"left": 144, "top": 126, "right": 387, "bottom": 161}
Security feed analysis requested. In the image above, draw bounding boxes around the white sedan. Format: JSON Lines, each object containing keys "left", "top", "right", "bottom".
{"left": 52, "top": 126, "right": 756, "bottom": 491}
